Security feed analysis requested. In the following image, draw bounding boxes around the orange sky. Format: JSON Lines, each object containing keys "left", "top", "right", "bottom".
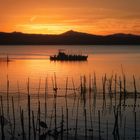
{"left": 0, "top": 0, "right": 140, "bottom": 35}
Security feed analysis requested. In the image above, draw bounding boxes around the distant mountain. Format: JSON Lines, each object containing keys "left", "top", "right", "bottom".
{"left": 0, "top": 30, "right": 140, "bottom": 45}
{"left": 60, "top": 30, "right": 95, "bottom": 36}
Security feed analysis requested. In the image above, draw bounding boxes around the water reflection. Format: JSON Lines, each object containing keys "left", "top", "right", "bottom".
{"left": 0, "top": 45, "right": 140, "bottom": 140}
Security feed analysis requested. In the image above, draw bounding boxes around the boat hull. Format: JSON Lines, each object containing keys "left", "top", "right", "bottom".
{"left": 50, "top": 56, "right": 88, "bottom": 61}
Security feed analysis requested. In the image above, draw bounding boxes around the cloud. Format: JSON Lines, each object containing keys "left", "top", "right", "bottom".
{"left": 30, "top": 16, "right": 37, "bottom": 22}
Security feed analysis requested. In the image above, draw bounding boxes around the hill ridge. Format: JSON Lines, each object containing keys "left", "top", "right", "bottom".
{"left": 0, "top": 30, "right": 140, "bottom": 45}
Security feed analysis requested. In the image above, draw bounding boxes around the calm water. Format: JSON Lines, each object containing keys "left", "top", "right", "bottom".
{"left": 0, "top": 45, "right": 140, "bottom": 140}
{"left": 0, "top": 45, "right": 140, "bottom": 92}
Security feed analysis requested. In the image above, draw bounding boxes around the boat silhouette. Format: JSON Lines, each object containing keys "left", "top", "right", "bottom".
{"left": 50, "top": 50, "right": 88, "bottom": 61}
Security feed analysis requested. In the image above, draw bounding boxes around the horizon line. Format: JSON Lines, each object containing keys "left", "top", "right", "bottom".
{"left": 0, "top": 30, "right": 140, "bottom": 36}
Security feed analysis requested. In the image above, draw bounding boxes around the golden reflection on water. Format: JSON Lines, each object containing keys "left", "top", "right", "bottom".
{"left": 0, "top": 52, "right": 140, "bottom": 93}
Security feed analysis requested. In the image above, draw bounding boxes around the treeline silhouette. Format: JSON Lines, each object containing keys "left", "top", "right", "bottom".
{"left": 0, "top": 30, "right": 140, "bottom": 45}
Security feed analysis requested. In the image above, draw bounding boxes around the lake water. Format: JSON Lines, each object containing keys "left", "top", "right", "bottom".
{"left": 0, "top": 45, "right": 140, "bottom": 140}
{"left": 0, "top": 45, "right": 140, "bottom": 92}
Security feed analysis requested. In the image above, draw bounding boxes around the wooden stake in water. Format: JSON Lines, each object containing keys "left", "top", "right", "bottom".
{"left": 72, "top": 78, "right": 76, "bottom": 116}
{"left": 119, "top": 77, "right": 122, "bottom": 110}
{"left": 114, "top": 74, "right": 117, "bottom": 107}
{"left": 38, "top": 101, "right": 41, "bottom": 139}
{"left": 28, "top": 94, "right": 31, "bottom": 140}
{"left": 123, "top": 117, "right": 126, "bottom": 140}
{"left": 89, "top": 92, "right": 93, "bottom": 139}
{"left": 45, "top": 77, "right": 48, "bottom": 123}
{"left": 66, "top": 108, "right": 69, "bottom": 140}
{"left": 65, "top": 77, "right": 69, "bottom": 139}
{"left": 106, "top": 120, "right": 108, "bottom": 140}
{"left": 123, "top": 75, "right": 126, "bottom": 106}
{"left": 93, "top": 72, "right": 97, "bottom": 93}
{"left": 61, "top": 108, "right": 64, "bottom": 140}
{"left": 98, "top": 110, "right": 101, "bottom": 140}
{"left": 72, "top": 78, "right": 76, "bottom": 96}
{"left": 89, "top": 74, "right": 92, "bottom": 94}
{"left": 108, "top": 75, "right": 113, "bottom": 111}
{"left": 32, "top": 111, "right": 36, "bottom": 140}
{"left": 27, "top": 78, "right": 31, "bottom": 140}
{"left": 112, "top": 107, "right": 120, "bottom": 140}
{"left": 7, "top": 75, "right": 9, "bottom": 117}
{"left": 0, "top": 96, "right": 5, "bottom": 140}
{"left": 80, "top": 76, "right": 83, "bottom": 94}
{"left": 134, "top": 112, "right": 137, "bottom": 140}
{"left": 74, "top": 98, "right": 79, "bottom": 140}
{"left": 65, "top": 77, "right": 68, "bottom": 97}
{"left": 102, "top": 74, "right": 106, "bottom": 109}
{"left": 49, "top": 107, "right": 54, "bottom": 130}
{"left": 133, "top": 75, "right": 137, "bottom": 108}
{"left": 65, "top": 77, "right": 68, "bottom": 109}
{"left": 84, "top": 108, "right": 87, "bottom": 140}
{"left": 38, "top": 78, "right": 41, "bottom": 103}
{"left": 20, "top": 108, "right": 25, "bottom": 140}
{"left": 12, "top": 97, "right": 16, "bottom": 138}
{"left": 54, "top": 73, "right": 58, "bottom": 97}
{"left": 93, "top": 73, "right": 97, "bottom": 116}
{"left": 17, "top": 81, "right": 20, "bottom": 105}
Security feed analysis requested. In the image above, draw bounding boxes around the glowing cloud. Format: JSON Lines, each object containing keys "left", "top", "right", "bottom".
{"left": 0, "top": 0, "right": 140, "bottom": 34}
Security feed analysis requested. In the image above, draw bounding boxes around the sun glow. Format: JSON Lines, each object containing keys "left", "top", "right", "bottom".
{"left": 16, "top": 24, "right": 78, "bottom": 34}
{"left": 0, "top": 0, "right": 140, "bottom": 35}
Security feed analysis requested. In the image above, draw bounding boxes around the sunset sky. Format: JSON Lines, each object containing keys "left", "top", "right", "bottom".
{"left": 0, "top": 0, "right": 140, "bottom": 35}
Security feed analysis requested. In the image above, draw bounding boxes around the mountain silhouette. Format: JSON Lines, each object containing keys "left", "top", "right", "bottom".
{"left": 0, "top": 30, "right": 140, "bottom": 45}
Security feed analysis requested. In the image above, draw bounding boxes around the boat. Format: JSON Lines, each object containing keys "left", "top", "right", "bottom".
{"left": 50, "top": 50, "right": 88, "bottom": 61}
